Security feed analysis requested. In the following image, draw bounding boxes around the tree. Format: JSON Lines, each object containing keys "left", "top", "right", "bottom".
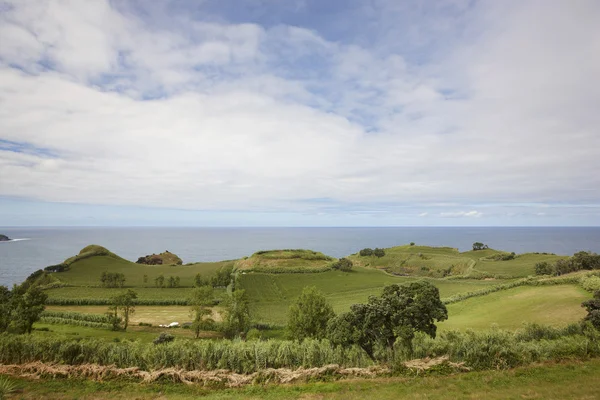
{"left": 359, "top": 248, "right": 373, "bottom": 256}
{"left": 108, "top": 290, "right": 137, "bottom": 331}
{"left": 0, "top": 286, "right": 12, "bottom": 333}
{"left": 572, "top": 251, "right": 600, "bottom": 271}
{"left": 373, "top": 248, "right": 386, "bottom": 258}
{"left": 12, "top": 285, "right": 48, "bottom": 334}
{"left": 582, "top": 290, "right": 600, "bottom": 329}
{"left": 155, "top": 274, "right": 165, "bottom": 288}
{"left": 189, "top": 286, "right": 215, "bottom": 338}
{"left": 327, "top": 281, "right": 447, "bottom": 360}
{"left": 332, "top": 258, "right": 353, "bottom": 272}
{"left": 535, "top": 261, "right": 554, "bottom": 275}
{"left": 194, "top": 273, "right": 209, "bottom": 287}
{"left": 211, "top": 265, "right": 233, "bottom": 288}
{"left": 472, "top": 242, "right": 488, "bottom": 251}
{"left": 220, "top": 289, "right": 251, "bottom": 339}
{"left": 168, "top": 276, "right": 176, "bottom": 288}
{"left": 143, "top": 274, "right": 148, "bottom": 286}
{"left": 287, "top": 287, "right": 334, "bottom": 341}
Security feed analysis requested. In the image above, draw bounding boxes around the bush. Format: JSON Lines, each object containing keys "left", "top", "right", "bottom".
{"left": 472, "top": 242, "right": 488, "bottom": 251}
{"left": 359, "top": 248, "right": 373, "bottom": 256}
{"left": 153, "top": 332, "right": 175, "bottom": 345}
{"left": 410, "top": 242, "right": 415, "bottom": 246}
{"left": 331, "top": 258, "right": 353, "bottom": 272}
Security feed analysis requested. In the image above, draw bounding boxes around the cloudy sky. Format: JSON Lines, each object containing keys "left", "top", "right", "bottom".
{"left": 1, "top": 0, "right": 599, "bottom": 226}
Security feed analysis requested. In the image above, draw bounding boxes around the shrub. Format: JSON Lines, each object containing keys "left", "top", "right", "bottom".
{"left": 0, "top": 376, "right": 17, "bottom": 399}
{"left": 472, "top": 242, "right": 488, "bottom": 251}
{"left": 410, "top": 242, "right": 415, "bottom": 246}
{"left": 153, "top": 332, "right": 175, "bottom": 345}
{"left": 581, "top": 276, "right": 600, "bottom": 292}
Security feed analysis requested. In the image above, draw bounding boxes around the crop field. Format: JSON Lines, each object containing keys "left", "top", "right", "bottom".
{"left": 43, "top": 305, "right": 223, "bottom": 326}
{"left": 50, "top": 255, "right": 235, "bottom": 287}
{"left": 439, "top": 284, "right": 591, "bottom": 331}
{"left": 239, "top": 267, "right": 500, "bottom": 325}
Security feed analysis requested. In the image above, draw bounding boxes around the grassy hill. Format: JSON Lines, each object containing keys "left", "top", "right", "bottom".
{"left": 235, "top": 249, "right": 335, "bottom": 273}
{"left": 348, "top": 244, "right": 566, "bottom": 279}
{"left": 46, "top": 245, "right": 235, "bottom": 287}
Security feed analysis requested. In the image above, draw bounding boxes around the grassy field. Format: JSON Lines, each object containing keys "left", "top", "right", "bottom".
{"left": 4, "top": 359, "right": 600, "bottom": 399}
{"left": 48, "top": 257, "right": 234, "bottom": 287}
{"left": 45, "top": 287, "right": 200, "bottom": 302}
{"left": 43, "top": 305, "right": 222, "bottom": 326}
{"left": 239, "top": 267, "right": 499, "bottom": 325}
{"left": 439, "top": 284, "right": 590, "bottom": 331}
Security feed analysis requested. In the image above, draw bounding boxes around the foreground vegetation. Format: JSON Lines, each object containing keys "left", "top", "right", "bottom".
{"left": 3, "top": 358, "right": 600, "bottom": 399}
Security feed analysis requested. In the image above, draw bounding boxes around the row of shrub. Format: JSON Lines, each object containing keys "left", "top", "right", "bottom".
{"left": 41, "top": 310, "right": 112, "bottom": 324}
{"left": 45, "top": 298, "right": 189, "bottom": 306}
{"left": 1, "top": 323, "right": 598, "bottom": 373}
{"left": 359, "top": 248, "right": 386, "bottom": 257}
{"left": 39, "top": 317, "right": 112, "bottom": 330}
{"left": 535, "top": 251, "right": 600, "bottom": 276}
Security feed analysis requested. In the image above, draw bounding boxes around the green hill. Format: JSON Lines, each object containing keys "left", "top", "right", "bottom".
{"left": 235, "top": 249, "right": 335, "bottom": 273}
{"left": 45, "top": 245, "right": 235, "bottom": 287}
{"left": 348, "top": 244, "right": 565, "bottom": 279}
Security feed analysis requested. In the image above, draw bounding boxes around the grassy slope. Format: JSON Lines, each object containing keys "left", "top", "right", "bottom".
{"left": 439, "top": 284, "right": 590, "bottom": 331}
{"left": 7, "top": 359, "right": 600, "bottom": 399}
{"left": 239, "top": 267, "right": 499, "bottom": 325}
{"left": 51, "top": 256, "right": 235, "bottom": 287}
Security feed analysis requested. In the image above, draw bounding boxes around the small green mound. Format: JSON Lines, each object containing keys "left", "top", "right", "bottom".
{"left": 136, "top": 251, "right": 183, "bottom": 266}
{"left": 237, "top": 249, "right": 335, "bottom": 273}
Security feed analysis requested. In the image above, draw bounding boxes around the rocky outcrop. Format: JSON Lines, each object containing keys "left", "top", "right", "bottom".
{"left": 136, "top": 250, "right": 183, "bottom": 266}
{"left": 0, "top": 234, "right": 11, "bottom": 241}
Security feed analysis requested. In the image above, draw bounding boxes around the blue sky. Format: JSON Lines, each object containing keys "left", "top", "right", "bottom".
{"left": 1, "top": 0, "right": 600, "bottom": 226}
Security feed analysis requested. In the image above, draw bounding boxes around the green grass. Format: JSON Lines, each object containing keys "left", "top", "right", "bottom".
{"left": 474, "top": 253, "right": 568, "bottom": 278}
{"left": 439, "top": 284, "right": 591, "bottom": 331}
{"left": 6, "top": 359, "right": 600, "bottom": 399}
{"left": 235, "top": 249, "right": 335, "bottom": 272}
{"left": 239, "top": 267, "right": 499, "bottom": 325}
{"left": 49, "top": 256, "right": 235, "bottom": 287}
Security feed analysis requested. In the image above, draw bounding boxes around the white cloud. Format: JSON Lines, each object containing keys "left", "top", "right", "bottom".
{"left": 1, "top": 0, "right": 599, "bottom": 222}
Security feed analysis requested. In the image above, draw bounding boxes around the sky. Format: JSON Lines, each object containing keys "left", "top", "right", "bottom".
{"left": 0, "top": 0, "right": 599, "bottom": 227}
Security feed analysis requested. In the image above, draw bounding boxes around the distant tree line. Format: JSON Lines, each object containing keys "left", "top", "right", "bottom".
{"left": 535, "top": 251, "right": 600, "bottom": 276}
{"left": 359, "top": 248, "right": 386, "bottom": 257}
{"left": 100, "top": 272, "right": 126, "bottom": 288}
{"left": 194, "top": 265, "right": 234, "bottom": 288}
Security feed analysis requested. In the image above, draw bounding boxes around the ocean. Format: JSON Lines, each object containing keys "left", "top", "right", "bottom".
{"left": 1, "top": 227, "right": 599, "bottom": 287}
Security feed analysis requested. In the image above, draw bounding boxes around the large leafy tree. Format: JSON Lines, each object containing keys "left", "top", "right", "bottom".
{"left": 12, "top": 285, "right": 48, "bottom": 334}
{"left": 0, "top": 286, "right": 12, "bottom": 333}
{"left": 582, "top": 290, "right": 600, "bottom": 328}
{"left": 107, "top": 289, "right": 137, "bottom": 331}
{"left": 220, "top": 289, "right": 251, "bottom": 339}
{"left": 287, "top": 286, "right": 334, "bottom": 341}
{"left": 189, "top": 286, "right": 215, "bottom": 338}
{"left": 328, "top": 281, "right": 447, "bottom": 360}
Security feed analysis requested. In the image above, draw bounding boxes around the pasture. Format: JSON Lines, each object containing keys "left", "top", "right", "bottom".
{"left": 439, "top": 284, "right": 590, "bottom": 331}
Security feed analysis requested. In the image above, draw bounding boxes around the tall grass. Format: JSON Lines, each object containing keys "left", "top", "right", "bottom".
{"left": 1, "top": 323, "right": 599, "bottom": 373}
{"left": 45, "top": 298, "right": 189, "bottom": 306}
